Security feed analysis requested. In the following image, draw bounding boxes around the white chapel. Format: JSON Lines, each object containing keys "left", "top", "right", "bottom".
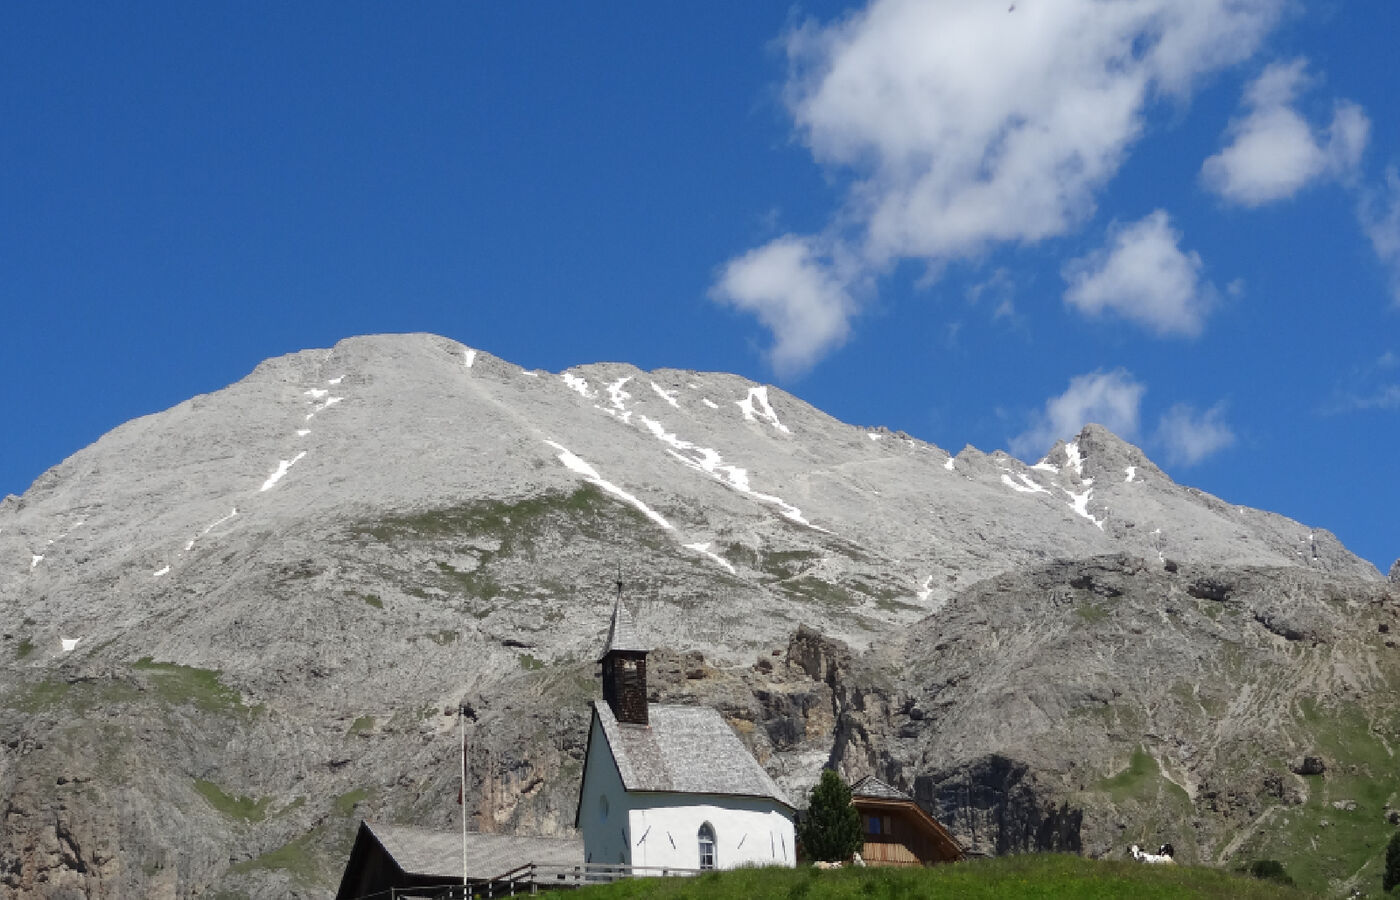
{"left": 574, "top": 599, "right": 797, "bottom": 873}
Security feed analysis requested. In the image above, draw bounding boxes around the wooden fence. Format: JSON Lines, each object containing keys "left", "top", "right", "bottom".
{"left": 363, "top": 862, "right": 708, "bottom": 899}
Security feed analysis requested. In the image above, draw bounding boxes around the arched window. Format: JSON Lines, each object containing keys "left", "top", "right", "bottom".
{"left": 698, "top": 822, "right": 716, "bottom": 870}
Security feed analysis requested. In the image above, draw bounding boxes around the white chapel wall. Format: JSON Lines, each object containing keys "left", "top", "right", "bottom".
{"left": 625, "top": 793, "right": 795, "bottom": 872}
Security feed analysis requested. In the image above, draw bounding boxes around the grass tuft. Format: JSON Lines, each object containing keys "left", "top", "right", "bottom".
{"left": 569, "top": 855, "right": 1313, "bottom": 899}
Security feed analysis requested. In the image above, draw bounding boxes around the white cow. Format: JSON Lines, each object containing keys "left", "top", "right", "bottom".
{"left": 1130, "top": 843, "right": 1176, "bottom": 864}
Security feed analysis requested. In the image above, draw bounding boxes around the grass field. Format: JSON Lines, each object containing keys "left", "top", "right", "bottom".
{"left": 568, "top": 855, "right": 1315, "bottom": 899}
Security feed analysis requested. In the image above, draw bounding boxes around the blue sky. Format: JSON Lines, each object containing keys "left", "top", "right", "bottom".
{"left": 3, "top": 2, "right": 1397, "bottom": 572}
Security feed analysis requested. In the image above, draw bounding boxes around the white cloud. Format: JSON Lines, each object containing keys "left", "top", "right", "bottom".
{"left": 1154, "top": 403, "right": 1236, "bottom": 465}
{"left": 714, "top": 0, "right": 1285, "bottom": 371}
{"left": 1360, "top": 167, "right": 1400, "bottom": 303}
{"left": 1324, "top": 350, "right": 1400, "bottom": 413}
{"left": 710, "top": 236, "right": 857, "bottom": 377}
{"left": 1201, "top": 60, "right": 1370, "bottom": 206}
{"left": 1011, "top": 369, "right": 1145, "bottom": 459}
{"left": 1063, "top": 211, "right": 1214, "bottom": 336}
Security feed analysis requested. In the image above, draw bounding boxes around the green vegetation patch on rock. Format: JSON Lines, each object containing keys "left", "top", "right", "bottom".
{"left": 133, "top": 657, "right": 254, "bottom": 715}
{"left": 1225, "top": 696, "right": 1400, "bottom": 895}
{"left": 333, "top": 787, "right": 371, "bottom": 817}
{"left": 229, "top": 828, "right": 326, "bottom": 888}
{"left": 194, "top": 779, "right": 271, "bottom": 822}
{"left": 4, "top": 675, "right": 141, "bottom": 714}
{"left": 352, "top": 486, "right": 619, "bottom": 548}
{"left": 1098, "top": 747, "right": 1189, "bottom": 806}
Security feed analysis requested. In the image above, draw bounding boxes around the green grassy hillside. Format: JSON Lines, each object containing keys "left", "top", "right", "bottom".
{"left": 570, "top": 856, "right": 1315, "bottom": 900}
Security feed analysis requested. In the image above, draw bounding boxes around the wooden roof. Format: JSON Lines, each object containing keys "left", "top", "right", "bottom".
{"left": 600, "top": 597, "right": 647, "bottom": 657}
{"left": 336, "top": 821, "right": 583, "bottom": 899}
{"left": 589, "top": 701, "right": 792, "bottom": 806}
{"left": 850, "top": 777, "right": 965, "bottom": 862}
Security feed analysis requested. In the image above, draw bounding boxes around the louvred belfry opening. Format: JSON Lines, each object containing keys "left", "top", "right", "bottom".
{"left": 599, "top": 596, "right": 649, "bottom": 726}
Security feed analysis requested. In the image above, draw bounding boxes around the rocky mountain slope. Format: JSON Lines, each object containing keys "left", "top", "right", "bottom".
{"left": 1, "top": 333, "right": 1394, "bottom": 897}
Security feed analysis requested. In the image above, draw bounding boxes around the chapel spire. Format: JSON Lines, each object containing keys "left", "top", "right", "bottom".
{"left": 599, "top": 590, "right": 649, "bottom": 725}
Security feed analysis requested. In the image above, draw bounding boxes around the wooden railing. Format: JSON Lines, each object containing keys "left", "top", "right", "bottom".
{"left": 365, "top": 862, "right": 708, "bottom": 898}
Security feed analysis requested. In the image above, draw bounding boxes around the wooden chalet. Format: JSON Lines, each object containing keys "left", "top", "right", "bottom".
{"left": 336, "top": 821, "right": 583, "bottom": 899}
{"left": 850, "top": 776, "right": 964, "bottom": 867}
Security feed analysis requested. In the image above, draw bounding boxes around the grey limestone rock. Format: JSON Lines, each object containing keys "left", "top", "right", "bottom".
{"left": 0, "top": 333, "right": 1393, "bottom": 897}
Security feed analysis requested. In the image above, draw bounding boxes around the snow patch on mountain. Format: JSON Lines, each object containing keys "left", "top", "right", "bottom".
{"left": 651, "top": 382, "right": 680, "bottom": 408}
{"left": 60, "top": 637, "right": 80, "bottom": 652}
{"left": 1001, "top": 471, "right": 1050, "bottom": 495}
{"left": 1125, "top": 466, "right": 1137, "bottom": 483}
{"left": 737, "top": 386, "right": 791, "bottom": 434}
{"left": 685, "top": 542, "right": 736, "bottom": 574}
{"left": 562, "top": 373, "right": 596, "bottom": 399}
{"left": 463, "top": 349, "right": 476, "bottom": 368}
{"left": 636, "top": 414, "right": 819, "bottom": 529}
{"left": 1064, "top": 442, "right": 1085, "bottom": 478}
{"left": 1065, "top": 487, "right": 1105, "bottom": 529}
{"left": 153, "top": 566, "right": 170, "bottom": 578}
{"left": 204, "top": 508, "right": 238, "bottom": 534}
{"left": 260, "top": 453, "right": 308, "bottom": 492}
{"left": 543, "top": 440, "right": 673, "bottom": 531}
{"left": 600, "top": 377, "right": 634, "bottom": 424}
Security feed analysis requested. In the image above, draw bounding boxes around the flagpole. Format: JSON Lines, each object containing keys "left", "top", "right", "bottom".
{"left": 460, "top": 705, "right": 468, "bottom": 892}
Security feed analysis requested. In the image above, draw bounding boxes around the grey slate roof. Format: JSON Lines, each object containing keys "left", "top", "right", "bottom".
{"left": 850, "top": 775, "right": 912, "bottom": 801}
{"left": 594, "top": 701, "right": 792, "bottom": 808}
{"left": 600, "top": 597, "right": 648, "bottom": 657}
{"left": 365, "top": 822, "right": 583, "bottom": 881}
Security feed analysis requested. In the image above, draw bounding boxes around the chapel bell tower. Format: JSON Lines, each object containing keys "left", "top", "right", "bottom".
{"left": 599, "top": 592, "right": 649, "bottom": 726}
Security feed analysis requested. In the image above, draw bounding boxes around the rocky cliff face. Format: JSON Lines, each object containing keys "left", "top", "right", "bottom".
{"left": 1, "top": 334, "right": 1394, "bottom": 897}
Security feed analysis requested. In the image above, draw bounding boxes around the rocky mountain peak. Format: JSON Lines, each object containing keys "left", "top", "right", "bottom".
{"left": 0, "top": 333, "right": 1392, "bottom": 898}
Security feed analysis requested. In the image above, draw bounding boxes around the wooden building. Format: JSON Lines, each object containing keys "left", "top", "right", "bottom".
{"left": 850, "top": 776, "right": 964, "bottom": 867}
{"left": 335, "top": 821, "right": 583, "bottom": 899}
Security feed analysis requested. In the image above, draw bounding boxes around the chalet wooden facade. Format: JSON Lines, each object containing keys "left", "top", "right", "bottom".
{"left": 850, "top": 776, "right": 964, "bottom": 867}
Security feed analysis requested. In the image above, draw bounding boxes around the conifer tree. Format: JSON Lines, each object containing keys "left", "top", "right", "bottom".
{"left": 799, "top": 769, "right": 864, "bottom": 862}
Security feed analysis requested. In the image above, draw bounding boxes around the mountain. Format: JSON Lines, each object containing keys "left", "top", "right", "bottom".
{"left": 1, "top": 333, "right": 1395, "bottom": 897}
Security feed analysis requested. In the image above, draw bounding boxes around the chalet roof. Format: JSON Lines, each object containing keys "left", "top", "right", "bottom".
{"left": 600, "top": 597, "right": 647, "bottom": 657}
{"left": 851, "top": 775, "right": 912, "bottom": 802}
{"left": 594, "top": 701, "right": 792, "bottom": 809}
{"left": 847, "top": 777, "right": 966, "bottom": 863}
{"left": 363, "top": 822, "right": 583, "bottom": 881}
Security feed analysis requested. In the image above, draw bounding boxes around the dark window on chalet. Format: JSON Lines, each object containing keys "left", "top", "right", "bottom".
{"left": 698, "top": 822, "right": 716, "bottom": 870}
{"left": 866, "top": 814, "right": 892, "bottom": 836}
